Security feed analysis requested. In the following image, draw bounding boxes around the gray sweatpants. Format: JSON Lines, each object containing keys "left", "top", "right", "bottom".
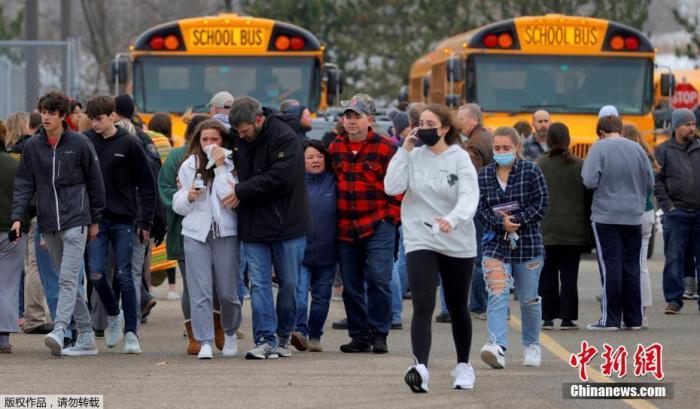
{"left": 0, "top": 233, "right": 27, "bottom": 333}
{"left": 43, "top": 226, "right": 92, "bottom": 333}
{"left": 91, "top": 234, "right": 146, "bottom": 330}
{"left": 184, "top": 233, "right": 241, "bottom": 344}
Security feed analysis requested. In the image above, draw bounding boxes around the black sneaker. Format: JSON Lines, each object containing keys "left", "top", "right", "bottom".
{"left": 332, "top": 318, "right": 348, "bottom": 330}
{"left": 24, "top": 323, "right": 54, "bottom": 334}
{"left": 372, "top": 335, "right": 388, "bottom": 354}
{"left": 339, "top": 339, "right": 371, "bottom": 353}
{"left": 560, "top": 320, "right": 579, "bottom": 330}
{"left": 542, "top": 320, "right": 554, "bottom": 330}
{"left": 435, "top": 313, "right": 451, "bottom": 323}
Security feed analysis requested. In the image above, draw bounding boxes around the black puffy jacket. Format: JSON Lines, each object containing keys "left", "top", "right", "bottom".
{"left": 11, "top": 127, "right": 105, "bottom": 233}
{"left": 233, "top": 108, "right": 312, "bottom": 242}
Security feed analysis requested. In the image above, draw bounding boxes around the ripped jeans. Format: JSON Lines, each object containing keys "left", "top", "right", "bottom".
{"left": 483, "top": 256, "right": 543, "bottom": 349}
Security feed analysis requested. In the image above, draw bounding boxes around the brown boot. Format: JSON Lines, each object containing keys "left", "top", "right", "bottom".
{"left": 213, "top": 311, "right": 224, "bottom": 351}
{"left": 184, "top": 320, "right": 200, "bottom": 355}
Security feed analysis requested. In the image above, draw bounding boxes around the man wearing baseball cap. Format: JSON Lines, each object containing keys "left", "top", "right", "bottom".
{"left": 655, "top": 108, "right": 700, "bottom": 314}
{"left": 328, "top": 97, "right": 401, "bottom": 354}
{"left": 208, "top": 91, "right": 234, "bottom": 129}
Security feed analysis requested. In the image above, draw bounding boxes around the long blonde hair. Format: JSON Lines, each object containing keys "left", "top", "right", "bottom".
{"left": 493, "top": 126, "right": 524, "bottom": 159}
{"left": 621, "top": 124, "right": 660, "bottom": 172}
{"left": 5, "top": 112, "right": 29, "bottom": 148}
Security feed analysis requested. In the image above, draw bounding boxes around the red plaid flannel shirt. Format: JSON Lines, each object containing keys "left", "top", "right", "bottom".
{"left": 329, "top": 130, "right": 402, "bottom": 242}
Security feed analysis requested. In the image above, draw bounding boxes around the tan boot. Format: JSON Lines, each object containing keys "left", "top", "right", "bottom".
{"left": 184, "top": 320, "right": 200, "bottom": 355}
{"left": 213, "top": 311, "right": 224, "bottom": 351}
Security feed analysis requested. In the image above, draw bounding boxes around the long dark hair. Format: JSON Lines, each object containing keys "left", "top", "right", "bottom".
{"left": 546, "top": 122, "right": 575, "bottom": 163}
{"left": 302, "top": 139, "right": 332, "bottom": 174}
{"left": 186, "top": 119, "right": 232, "bottom": 187}
{"left": 423, "top": 103, "right": 460, "bottom": 145}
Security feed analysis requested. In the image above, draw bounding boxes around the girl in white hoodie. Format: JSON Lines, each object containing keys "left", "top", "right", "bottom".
{"left": 385, "top": 104, "right": 479, "bottom": 393}
{"left": 173, "top": 119, "right": 241, "bottom": 359}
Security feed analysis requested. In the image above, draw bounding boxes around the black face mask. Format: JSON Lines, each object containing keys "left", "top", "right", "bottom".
{"left": 417, "top": 128, "right": 440, "bottom": 146}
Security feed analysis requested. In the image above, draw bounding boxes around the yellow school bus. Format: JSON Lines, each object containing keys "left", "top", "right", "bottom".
{"left": 408, "top": 14, "right": 666, "bottom": 157}
{"left": 113, "top": 13, "right": 342, "bottom": 143}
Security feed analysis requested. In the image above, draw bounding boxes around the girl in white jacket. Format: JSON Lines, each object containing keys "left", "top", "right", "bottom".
{"left": 173, "top": 119, "right": 241, "bottom": 359}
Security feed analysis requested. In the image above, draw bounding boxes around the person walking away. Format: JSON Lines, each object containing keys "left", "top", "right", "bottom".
{"left": 536, "top": 123, "right": 590, "bottom": 331}
{"left": 173, "top": 119, "right": 242, "bottom": 359}
{"left": 290, "top": 140, "right": 337, "bottom": 353}
{"left": 654, "top": 108, "right": 700, "bottom": 314}
{"left": 385, "top": 104, "right": 479, "bottom": 392}
{"left": 477, "top": 126, "right": 549, "bottom": 369}
{"left": 10, "top": 91, "right": 106, "bottom": 357}
{"left": 582, "top": 115, "right": 654, "bottom": 330}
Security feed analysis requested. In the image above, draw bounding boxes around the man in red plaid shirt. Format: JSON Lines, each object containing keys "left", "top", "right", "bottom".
{"left": 329, "top": 98, "right": 401, "bottom": 354}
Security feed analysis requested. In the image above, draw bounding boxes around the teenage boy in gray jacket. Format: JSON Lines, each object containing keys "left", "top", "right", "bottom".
{"left": 10, "top": 91, "right": 105, "bottom": 357}
{"left": 582, "top": 114, "right": 654, "bottom": 331}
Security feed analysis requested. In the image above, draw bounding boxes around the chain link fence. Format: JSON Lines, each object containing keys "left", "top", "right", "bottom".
{"left": 0, "top": 39, "right": 80, "bottom": 119}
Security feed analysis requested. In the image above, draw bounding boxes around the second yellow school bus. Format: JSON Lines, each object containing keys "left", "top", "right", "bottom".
{"left": 408, "top": 14, "right": 658, "bottom": 157}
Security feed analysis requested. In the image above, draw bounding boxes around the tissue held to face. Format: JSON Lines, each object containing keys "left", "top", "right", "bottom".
{"left": 201, "top": 129, "right": 225, "bottom": 167}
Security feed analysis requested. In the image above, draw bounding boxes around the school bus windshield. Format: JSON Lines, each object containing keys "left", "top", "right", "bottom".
{"left": 471, "top": 54, "right": 653, "bottom": 115}
{"left": 133, "top": 56, "right": 320, "bottom": 113}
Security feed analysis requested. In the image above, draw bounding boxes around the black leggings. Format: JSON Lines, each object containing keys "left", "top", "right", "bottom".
{"left": 407, "top": 250, "right": 474, "bottom": 366}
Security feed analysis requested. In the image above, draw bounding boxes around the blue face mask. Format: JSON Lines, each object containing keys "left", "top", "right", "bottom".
{"left": 493, "top": 152, "right": 515, "bottom": 166}
{"left": 266, "top": 89, "right": 280, "bottom": 98}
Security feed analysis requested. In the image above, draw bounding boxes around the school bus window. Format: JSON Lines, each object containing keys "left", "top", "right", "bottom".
{"left": 158, "top": 67, "right": 190, "bottom": 90}
{"left": 472, "top": 54, "right": 652, "bottom": 114}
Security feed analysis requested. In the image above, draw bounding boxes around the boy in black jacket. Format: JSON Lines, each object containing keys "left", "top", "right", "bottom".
{"left": 83, "top": 95, "right": 156, "bottom": 354}
{"left": 11, "top": 91, "right": 106, "bottom": 357}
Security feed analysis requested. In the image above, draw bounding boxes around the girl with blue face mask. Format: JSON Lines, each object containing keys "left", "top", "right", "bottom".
{"left": 476, "top": 126, "right": 549, "bottom": 371}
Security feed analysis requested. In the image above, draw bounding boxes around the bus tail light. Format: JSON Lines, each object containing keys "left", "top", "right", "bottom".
{"left": 275, "top": 35, "right": 290, "bottom": 50}
{"left": 290, "top": 36, "right": 305, "bottom": 50}
{"left": 149, "top": 36, "right": 165, "bottom": 50}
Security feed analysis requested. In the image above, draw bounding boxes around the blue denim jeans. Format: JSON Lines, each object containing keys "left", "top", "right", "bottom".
{"left": 662, "top": 209, "right": 700, "bottom": 309}
{"left": 484, "top": 256, "right": 543, "bottom": 349}
{"left": 295, "top": 263, "right": 336, "bottom": 340}
{"left": 243, "top": 235, "right": 306, "bottom": 346}
{"left": 87, "top": 219, "right": 138, "bottom": 334}
{"left": 390, "top": 226, "right": 408, "bottom": 324}
{"left": 338, "top": 221, "right": 396, "bottom": 341}
{"left": 469, "top": 219, "right": 488, "bottom": 313}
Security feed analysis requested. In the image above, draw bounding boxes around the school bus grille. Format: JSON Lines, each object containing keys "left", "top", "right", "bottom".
{"left": 571, "top": 143, "right": 591, "bottom": 159}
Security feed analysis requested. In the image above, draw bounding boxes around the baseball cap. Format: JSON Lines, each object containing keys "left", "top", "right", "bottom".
{"left": 208, "top": 91, "right": 234, "bottom": 109}
{"left": 341, "top": 93, "right": 376, "bottom": 115}
{"left": 343, "top": 98, "right": 371, "bottom": 116}
{"left": 598, "top": 105, "right": 619, "bottom": 118}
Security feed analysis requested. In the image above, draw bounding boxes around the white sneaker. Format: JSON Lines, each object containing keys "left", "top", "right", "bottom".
{"left": 480, "top": 343, "right": 506, "bottom": 369}
{"left": 523, "top": 344, "right": 541, "bottom": 367}
{"left": 122, "top": 331, "right": 142, "bottom": 354}
{"left": 62, "top": 331, "right": 98, "bottom": 356}
{"left": 166, "top": 291, "right": 181, "bottom": 301}
{"left": 451, "top": 363, "right": 475, "bottom": 389}
{"left": 105, "top": 311, "right": 124, "bottom": 348}
{"left": 198, "top": 343, "right": 213, "bottom": 359}
{"left": 404, "top": 362, "right": 429, "bottom": 393}
{"left": 222, "top": 334, "right": 238, "bottom": 357}
{"left": 44, "top": 327, "right": 65, "bottom": 357}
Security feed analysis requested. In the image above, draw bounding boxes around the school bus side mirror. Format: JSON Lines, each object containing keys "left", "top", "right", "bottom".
{"left": 111, "top": 58, "right": 128, "bottom": 85}
{"left": 326, "top": 66, "right": 344, "bottom": 105}
{"left": 447, "top": 56, "right": 464, "bottom": 82}
{"left": 660, "top": 73, "right": 675, "bottom": 97}
{"left": 399, "top": 85, "right": 409, "bottom": 103}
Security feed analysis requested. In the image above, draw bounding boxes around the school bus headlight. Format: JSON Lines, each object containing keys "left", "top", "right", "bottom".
{"left": 610, "top": 35, "right": 624, "bottom": 50}
{"left": 164, "top": 35, "right": 180, "bottom": 50}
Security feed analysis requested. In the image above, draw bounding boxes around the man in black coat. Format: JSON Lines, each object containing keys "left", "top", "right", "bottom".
{"left": 223, "top": 96, "right": 311, "bottom": 359}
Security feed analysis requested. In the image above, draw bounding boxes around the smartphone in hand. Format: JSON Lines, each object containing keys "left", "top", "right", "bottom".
{"left": 8, "top": 229, "right": 21, "bottom": 243}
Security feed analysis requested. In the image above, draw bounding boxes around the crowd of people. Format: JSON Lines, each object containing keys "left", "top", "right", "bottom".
{"left": 0, "top": 89, "right": 698, "bottom": 395}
